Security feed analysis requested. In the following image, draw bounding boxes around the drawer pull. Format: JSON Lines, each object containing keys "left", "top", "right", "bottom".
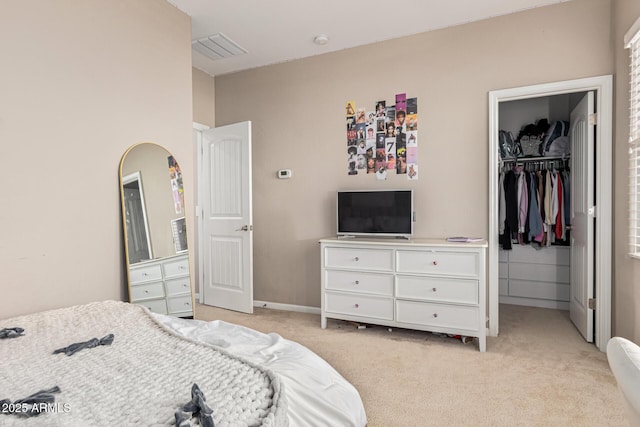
{"left": 433, "top": 313, "right": 438, "bottom": 318}
{"left": 144, "top": 290, "right": 149, "bottom": 294}
{"left": 354, "top": 280, "right": 360, "bottom": 285}
{"left": 355, "top": 303, "right": 359, "bottom": 308}
{"left": 432, "top": 288, "right": 437, "bottom": 292}
{"left": 432, "top": 260, "right": 438, "bottom": 266}
{"left": 185, "top": 302, "right": 191, "bottom": 306}
{"left": 354, "top": 257, "right": 360, "bottom": 262}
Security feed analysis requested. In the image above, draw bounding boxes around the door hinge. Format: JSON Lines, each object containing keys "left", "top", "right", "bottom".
{"left": 589, "top": 113, "right": 597, "bottom": 126}
{"left": 588, "top": 205, "right": 597, "bottom": 218}
{"left": 588, "top": 298, "right": 596, "bottom": 310}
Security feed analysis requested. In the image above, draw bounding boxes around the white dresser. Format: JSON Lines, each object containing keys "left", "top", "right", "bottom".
{"left": 128, "top": 253, "right": 193, "bottom": 317}
{"left": 320, "top": 238, "right": 488, "bottom": 351}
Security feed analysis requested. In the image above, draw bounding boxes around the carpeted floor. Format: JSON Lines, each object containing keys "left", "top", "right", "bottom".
{"left": 194, "top": 303, "right": 627, "bottom": 427}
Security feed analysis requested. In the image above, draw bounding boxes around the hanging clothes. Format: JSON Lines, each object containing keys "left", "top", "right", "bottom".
{"left": 500, "top": 169, "right": 519, "bottom": 250}
{"left": 528, "top": 171, "right": 543, "bottom": 241}
{"left": 499, "top": 160, "right": 571, "bottom": 250}
{"left": 555, "top": 176, "right": 564, "bottom": 240}
{"left": 499, "top": 171, "right": 506, "bottom": 235}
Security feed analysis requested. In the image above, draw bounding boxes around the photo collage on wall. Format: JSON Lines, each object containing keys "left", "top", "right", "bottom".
{"left": 168, "top": 156, "right": 184, "bottom": 214}
{"left": 345, "top": 93, "right": 418, "bottom": 180}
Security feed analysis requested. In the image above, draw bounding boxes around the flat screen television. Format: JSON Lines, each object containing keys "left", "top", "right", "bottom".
{"left": 336, "top": 189, "right": 414, "bottom": 238}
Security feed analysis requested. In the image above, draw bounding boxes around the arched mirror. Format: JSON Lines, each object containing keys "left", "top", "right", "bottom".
{"left": 119, "top": 142, "right": 194, "bottom": 318}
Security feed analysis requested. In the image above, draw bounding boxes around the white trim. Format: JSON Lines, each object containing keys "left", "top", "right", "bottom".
{"left": 500, "top": 296, "right": 569, "bottom": 311}
{"left": 488, "top": 75, "right": 613, "bottom": 352}
{"left": 193, "top": 122, "right": 210, "bottom": 304}
{"left": 625, "top": 15, "right": 640, "bottom": 48}
{"left": 253, "top": 300, "right": 321, "bottom": 315}
{"left": 193, "top": 122, "right": 210, "bottom": 132}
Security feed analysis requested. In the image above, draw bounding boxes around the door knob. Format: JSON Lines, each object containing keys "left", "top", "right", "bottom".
{"left": 236, "top": 225, "right": 252, "bottom": 231}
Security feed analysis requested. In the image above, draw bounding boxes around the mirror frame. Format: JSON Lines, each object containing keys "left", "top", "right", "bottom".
{"left": 119, "top": 142, "right": 195, "bottom": 316}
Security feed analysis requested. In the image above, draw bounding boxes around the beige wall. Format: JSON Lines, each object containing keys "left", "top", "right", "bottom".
{"left": 193, "top": 67, "right": 215, "bottom": 128}
{"left": 0, "top": 0, "right": 193, "bottom": 319}
{"left": 613, "top": 0, "right": 640, "bottom": 342}
{"left": 207, "top": 0, "right": 637, "bottom": 326}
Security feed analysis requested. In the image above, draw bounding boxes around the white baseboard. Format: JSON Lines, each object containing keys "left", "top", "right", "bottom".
{"left": 499, "top": 296, "right": 569, "bottom": 311}
{"left": 253, "top": 300, "right": 320, "bottom": 315}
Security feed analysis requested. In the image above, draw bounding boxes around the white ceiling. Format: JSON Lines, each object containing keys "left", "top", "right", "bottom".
{"left": 168, "top": 0, "right": 570, "bottom": 77}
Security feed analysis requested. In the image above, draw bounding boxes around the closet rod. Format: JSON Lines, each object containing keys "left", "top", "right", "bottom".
{"left": 501, "top": 155, "right": 568, "bottom": 163}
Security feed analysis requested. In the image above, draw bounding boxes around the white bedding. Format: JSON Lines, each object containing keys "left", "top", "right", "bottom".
{"left": 1, "top": 301, "right": 289, "bottom": 426}
{"left": 154, "top": 313, "right": 367, "bottom": 427}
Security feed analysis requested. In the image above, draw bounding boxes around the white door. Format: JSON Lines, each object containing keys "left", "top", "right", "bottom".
{"left": 569, "top": 92, "right": 595, "bottom": 342}
{"left": 200, "top": 121, "right": 253, "bottom": 313}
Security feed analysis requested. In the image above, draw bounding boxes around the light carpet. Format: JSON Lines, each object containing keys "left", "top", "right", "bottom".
{"left": 195, "top": 303, "right": 627, "bottom": 427}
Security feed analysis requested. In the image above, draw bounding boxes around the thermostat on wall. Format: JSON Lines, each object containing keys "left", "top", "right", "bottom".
{"left": 277, "top": 169, "right": 292, "bottom": 179}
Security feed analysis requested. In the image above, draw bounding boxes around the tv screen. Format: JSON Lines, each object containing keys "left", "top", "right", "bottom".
{"left": 337, "top": 190, "right": 413, "bottom": 237}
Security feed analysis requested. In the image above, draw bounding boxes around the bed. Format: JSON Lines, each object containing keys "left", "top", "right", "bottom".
{"left": 0, "top": 300, "right": 367, "bottom": 426}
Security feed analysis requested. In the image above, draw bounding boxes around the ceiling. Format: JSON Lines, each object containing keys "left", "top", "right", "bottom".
{"left": 168, "top": 0, "right": 570, "bottom": 77}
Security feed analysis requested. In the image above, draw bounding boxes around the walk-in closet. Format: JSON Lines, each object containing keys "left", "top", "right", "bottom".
{"left": 488, "top": 76, "right": 613, "bottom": 351}
{"left": 498, "top": 94, "right": 580, "bottom": 311}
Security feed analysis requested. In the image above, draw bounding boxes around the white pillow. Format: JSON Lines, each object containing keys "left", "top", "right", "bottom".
{"left": 607, "top": 337, "right": 640, "bottom": 425}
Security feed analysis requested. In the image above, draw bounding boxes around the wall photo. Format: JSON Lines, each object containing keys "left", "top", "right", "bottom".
{"left": 346, "top": 94, "right": 418, "bottom": 179}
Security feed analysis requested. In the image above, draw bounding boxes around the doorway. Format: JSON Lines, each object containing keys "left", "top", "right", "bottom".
{"left": 194, "top": 121, "right": 254, "bottom": 314}
{"left": 488, "top": 75, "right": 613, "bottom": 351}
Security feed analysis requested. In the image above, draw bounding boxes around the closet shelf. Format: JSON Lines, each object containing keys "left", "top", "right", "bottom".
{"left": 501, "top": 155, "right": 569, "bottom": 163}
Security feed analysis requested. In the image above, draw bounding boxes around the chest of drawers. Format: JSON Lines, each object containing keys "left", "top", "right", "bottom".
{"left": 320, "top": 238, "right": 487, "bottom": 351}
{"left": 128, "top": 253, "right": 193, "bottom": 317}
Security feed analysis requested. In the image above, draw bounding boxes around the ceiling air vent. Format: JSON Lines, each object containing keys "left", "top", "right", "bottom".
{"left": 192, "top": 32, "right": 248, "bottom": 61}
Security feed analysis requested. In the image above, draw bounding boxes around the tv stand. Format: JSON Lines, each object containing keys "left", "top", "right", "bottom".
{"left": 319, "top": 237, "right": 488, "bottom": 351}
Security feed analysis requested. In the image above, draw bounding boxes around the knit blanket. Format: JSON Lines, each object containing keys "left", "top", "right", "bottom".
{"left": 0, "top": 301, "right": 287, "bottom": 426}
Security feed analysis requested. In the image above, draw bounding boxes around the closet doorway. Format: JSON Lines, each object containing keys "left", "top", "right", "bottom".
{"left": 488, "top": 75, "right": 613, "bottom": 351}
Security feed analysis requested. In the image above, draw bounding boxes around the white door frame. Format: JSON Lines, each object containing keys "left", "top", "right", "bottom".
{"left": 488, "top": 75, "right": 612, "bottom": 351}
{"left": 193, "top": 121, "right": 210, "bottom": 303}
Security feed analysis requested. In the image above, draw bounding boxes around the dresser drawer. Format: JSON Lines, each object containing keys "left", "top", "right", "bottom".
{"left": 499, "top": 262, "right": 508, "bottom": 279}
{"left": 396, "top": 250, "right": 479, "bottom": 277}
{"left": 324, "top": 247, "right": 393, "bottom": 271}
{"left": 165, "top": 277, "right": 192, "bottom": 296}
{"left": 167, "top": 295, "right": 193, "bottom": 314}
{"left": 395, "top": 276, "right": 478, "bottom": 304}
{"left": 163, "top": 257, "right": 190, "bottom": 278}
{"left": 508, "top": 279, "right": 570, "bottom": 301}
{"left": 134, "top": 298, "right": 167, "bottom": 315}
{"left": 508, "top": 245, "right": 570, "bottom": 265}
{"left": 130, "top": 281, "right": 165, "bottom": 301}
{"left": 396, "top": 300, "right": 479, "bottom": 331}
{"left": 324, "top": 292, "right": 393, "bottom": 320}
{"left": 129, "top": 264, "right": 162, "bottom": 284}
{"left": 508, "top": 263, "right": 569, "bottom": 284}
{"left": 499, "top": 278, "right": 509, "bottom": 296}
{"left": 325, "top": 270, "right": 393, "bottom": 296}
